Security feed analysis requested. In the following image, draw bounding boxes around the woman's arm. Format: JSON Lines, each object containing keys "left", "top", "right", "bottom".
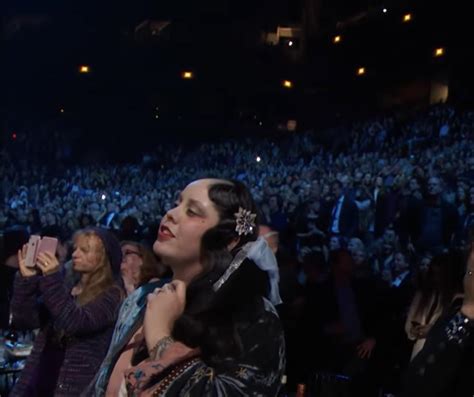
{"left": 38, "top": 272, "right": 122, "bottom": 336}
{"left": 10, "top": 273, "right": 42, "bottom": 330}
{"left": 405, "top": 292, "right": 422, "bottom": 340}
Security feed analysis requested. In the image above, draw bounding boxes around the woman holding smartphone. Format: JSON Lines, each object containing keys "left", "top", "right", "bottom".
{"left": 10, "top": 227, "right": 124, "bottom": 397}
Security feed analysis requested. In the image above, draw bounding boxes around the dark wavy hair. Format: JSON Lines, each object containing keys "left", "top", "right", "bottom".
{"left": 414, "top": 252, "right": 464, "bottom": 320}
{"left": 172, "top": 179, "right": 270, "bottom": 367}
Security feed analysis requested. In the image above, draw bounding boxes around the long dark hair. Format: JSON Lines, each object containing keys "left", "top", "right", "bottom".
{"left": 172, "top": 179, "right": 269, "bottom": 366}
{"left": 414, "top": 253, "right": 463, "bottom": 320}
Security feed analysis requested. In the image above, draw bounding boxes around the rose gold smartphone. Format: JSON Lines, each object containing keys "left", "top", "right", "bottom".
{"left": 25, "top": 235, "right": 41, "bottom": 268}
{"left": 36, "top": 237, "right": 58, "bottom": 258}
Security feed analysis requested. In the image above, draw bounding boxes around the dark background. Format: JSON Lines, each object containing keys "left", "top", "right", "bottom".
{"left": 2, "top": 0, "right": 473, "bottom": 159}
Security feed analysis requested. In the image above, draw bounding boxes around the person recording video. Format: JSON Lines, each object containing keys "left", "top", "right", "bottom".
{"left": 10, "top": 227, "right": 124, "bottom": 397}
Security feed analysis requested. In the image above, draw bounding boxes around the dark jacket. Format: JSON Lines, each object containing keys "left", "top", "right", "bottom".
{"left": 10, "top": 272, "right": 122, "bottom": 397}
{"left": 402, "top": 307, "right": 474, "bottom": 397}
{"left": 330, "top": 196, "right": 359, "bottom": 238}
{"left": 404, "top": 197, "right": 458, "bottom": 251}
{"left": 315, "top": 275, "right": 384, "bottom": 343}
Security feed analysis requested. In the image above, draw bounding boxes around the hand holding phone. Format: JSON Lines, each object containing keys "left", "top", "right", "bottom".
{"left": 36, "top": 251, "right": 60, "bottom": 276}
{"left": 36, "top": 237, "right": 58, "bottom": 258}
{"left": 24, "top": 236, "right": 58, "bottom": 268}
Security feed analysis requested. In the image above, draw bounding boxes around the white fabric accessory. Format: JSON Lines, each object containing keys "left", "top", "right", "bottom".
{"left": 213, "top": 237, "right": 282, "bottom": 305}
{"left": 234, "top": 207, "right": 257, "bottom": 236}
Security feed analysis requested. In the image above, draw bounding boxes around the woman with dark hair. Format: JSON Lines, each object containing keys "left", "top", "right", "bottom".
{"left": 405, "top": 253, "right": 463, "bottom": 360}
{"left": 87, "top": 179, "right": 284, "bottom": 396}
{"left": 10, "top": 227, "right": 124, "bottom": 397}
{"left": 401, "top": 245, "right": 474, "bottom": 397}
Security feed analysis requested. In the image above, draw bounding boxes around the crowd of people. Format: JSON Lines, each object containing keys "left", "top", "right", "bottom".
{"left": 0, "top": 102, "right": 474, "bottom": 396}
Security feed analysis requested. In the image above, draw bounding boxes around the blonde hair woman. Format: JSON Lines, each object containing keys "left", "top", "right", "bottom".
{"left": 10, "top": 227, "right": 124, "bottom": 397}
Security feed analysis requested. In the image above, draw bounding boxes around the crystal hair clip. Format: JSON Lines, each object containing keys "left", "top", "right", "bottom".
{"left": 234, "top": 207, "right": 257, "bottom": 236}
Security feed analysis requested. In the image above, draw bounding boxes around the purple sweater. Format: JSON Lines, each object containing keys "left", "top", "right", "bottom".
{"left": 10, "top": 271, "right": 122, "bottom": 397}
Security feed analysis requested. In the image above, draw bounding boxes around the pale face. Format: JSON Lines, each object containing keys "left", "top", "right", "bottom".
{"left": 259, "top": 225, "right": 279, "bottom": 254}
{"left": 394, "top": 252, "right": 408, "bottom": 272}
{"left": 427, "top": 177, "right": 442, "bottom": 196}
{"left": 457, "top": 186, "right": 466, "bottom": 201}
{"left": 352, "top": 249, "right": 367, "bottom": 266}
{"left": 329, "top": 236, "right": 341, "bottom": 251}
{"left": 72, "top": 234, "right": 104, "bottom": 274}
{"left": 363, "top": 173, "right": 372, "bottom": 185}
{"left": 120, "top": 243, "right": 143, "bottom": 282}
{"left": 348, "top": 238, "right": 362, "bottom": 254}
{"left": 153, "top": 179, "right": 221, "bottom": 269}
{"left": 375, "top": 177, "right": 384, "bottom": 188}
{"left": 409, "top": 178, "right": 419, "bottom": 192}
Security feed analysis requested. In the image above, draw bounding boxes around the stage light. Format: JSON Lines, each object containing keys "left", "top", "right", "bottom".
{"left": 382, "top": 8, "right": 388, "bottom": 13}
{"left": 403, "top": 13, "right": 412, "bottom": 22}
{"left": 357, "top": 67, "right": 366, "bottom": 76}
{"left": 333, "top": 35, "right": 342, "bottom": 44}
{"left": 282, "top": 80, "right": 293, "bottom": 88}
{"left": 79, "top": 65, "right": 90, "bottom": 73}
{"left": 101, "top": 194, "right": 106, "bottom": 200}
{"left": 256, "top": 156, "right": 261, "bottom": 162}
{"left": 434, "top": 47, "right": 445, "bottom": 57}
{"left": 60, "top": 108, "right": 65, "bottom": 113}
{"left": 12, "top": 133, "right": 17, "bottom": 140}
{"left": 288, "top": 40, "right": 293, "bottom": 47}
{"left": 182, "top": 71, "right": 193, "bottom": 79}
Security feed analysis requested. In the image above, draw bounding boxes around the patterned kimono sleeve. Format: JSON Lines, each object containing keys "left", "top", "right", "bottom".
{"left": 401, "top": 310, "right": 474, "bottom": 397}
{"left": 165, "top": 301, "right": 286, "bottom": 397}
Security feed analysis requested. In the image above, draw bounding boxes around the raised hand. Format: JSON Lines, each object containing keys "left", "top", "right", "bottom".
{"left": 144, "top": 280, "right": 187, "bottom": 353}
{"left": 36, "top": 251, "right": 61, "bottom": 276}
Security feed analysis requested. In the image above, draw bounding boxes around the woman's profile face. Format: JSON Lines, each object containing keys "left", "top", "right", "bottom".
{"left": 72, "top": 234, "right": 104, "bottom": 273}
{"left": 153, "top": 179, "right": 221, "bottom": 268}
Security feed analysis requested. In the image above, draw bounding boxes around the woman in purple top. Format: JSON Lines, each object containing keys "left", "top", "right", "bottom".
{"left": 10, "top": 227, "right": 124, "bottom": 397}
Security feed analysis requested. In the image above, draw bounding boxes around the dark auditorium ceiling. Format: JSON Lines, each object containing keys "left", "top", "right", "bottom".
{"left": 2, "top": 0, "right": 472, "bottom": 141}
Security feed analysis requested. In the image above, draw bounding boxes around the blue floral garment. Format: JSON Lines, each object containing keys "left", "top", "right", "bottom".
{"left": 83, "top": 279, "right": 169, "bottom": 397}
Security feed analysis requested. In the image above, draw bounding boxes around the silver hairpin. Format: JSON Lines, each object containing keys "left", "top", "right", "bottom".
{"left": 234, "top": 207, "right": 257, "bottom": 236}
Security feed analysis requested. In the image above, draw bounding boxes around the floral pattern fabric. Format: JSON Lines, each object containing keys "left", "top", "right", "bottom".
{"left": 125, "top": 297, "right": 285, "bottom": 397}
